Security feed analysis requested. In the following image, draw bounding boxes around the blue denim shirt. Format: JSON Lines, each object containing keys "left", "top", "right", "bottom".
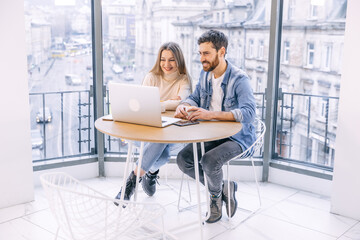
{"left": 182, "top": 60, "right": 256, "bottom": 151}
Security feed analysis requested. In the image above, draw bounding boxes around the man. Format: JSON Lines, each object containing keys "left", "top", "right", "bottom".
{"left": 175, "top": 30, "right": 256, "bottom": 223}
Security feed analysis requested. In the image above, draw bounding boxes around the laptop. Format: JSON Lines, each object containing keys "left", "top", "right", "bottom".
{"left": 108, "top": 82, "right": 181, "bottom": 127}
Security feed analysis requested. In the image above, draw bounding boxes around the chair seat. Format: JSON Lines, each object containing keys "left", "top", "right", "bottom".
{"left": 40, "top": 172, "right": 166, "bottom": 240}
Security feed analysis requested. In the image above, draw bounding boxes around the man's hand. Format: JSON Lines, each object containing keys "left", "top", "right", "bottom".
{"left": 174, "top": 104, "right": 190, "bottom": 119}
{"left": 187, "top": 107, "right": 213, "bottom": 121}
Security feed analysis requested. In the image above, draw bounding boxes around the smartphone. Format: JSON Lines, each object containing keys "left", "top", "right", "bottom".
{"left": 102, "top": 115, "right": 113, "bottom": 121}
{"left": 173, "top": 120, "right": 199, "bottom": 127}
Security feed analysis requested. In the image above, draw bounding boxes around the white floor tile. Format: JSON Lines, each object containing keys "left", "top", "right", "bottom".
{"left": 0, "top": 196, "right": 47, "bottom": 224}
{"left": 22, "top": 209, "right": 59, "bottom": 235}
{"left": 0, "top": 218, "right": 55, "bottom": 240}
{"left": 286, "top": 191, "right": 331, "bottom": 212}
{"left": 211, "top": 214, "right": 336, "bottom": 240}
{"left": 245, "top": 182, "right": 299, "bottom": 201}
{"left": 261, "top": 198, "right": 357, "bottom": 237}
{"left": 1, "top": 177, "right": 358, "bottom": 240}
{"left": 344, "top": 221, "right": 360, "bottom": 240}
{"left": 338, "top": 236, "right": 357, "bottom": 240}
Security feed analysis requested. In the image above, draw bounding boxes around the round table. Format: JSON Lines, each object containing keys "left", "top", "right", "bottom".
{"left": 95, "top": 112, "right": 242, "bottom": 143}
{"left": 95, "top": 112, "right": 242, "bottom": 239}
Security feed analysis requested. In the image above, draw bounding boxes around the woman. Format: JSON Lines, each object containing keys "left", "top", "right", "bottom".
{"left": 115, "top": 42, "right": 192, "bottom": 201}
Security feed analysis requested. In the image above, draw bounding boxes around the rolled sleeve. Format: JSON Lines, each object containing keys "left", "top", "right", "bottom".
{"left": 230, "top": 109, "right": 243, "bottom": 122}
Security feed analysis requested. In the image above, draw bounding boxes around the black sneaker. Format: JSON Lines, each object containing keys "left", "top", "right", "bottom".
{"left": 141, "top": 170, "right": 159, "bottom": 197}
{"left": 114, "top": 171, "right": 140, "bottom": 206}
{"left": 205, "top": 194, "right": 223, "bottom": 223}
{"left": 222, "top": 180, "right": 238, "bottom": 218}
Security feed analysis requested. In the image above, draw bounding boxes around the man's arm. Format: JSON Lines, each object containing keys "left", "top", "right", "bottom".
{"left": 230, "top": 76, "right": 257, "bottom": 123}
{"left": 186, "top": 107, "right": 235, "bottom": 121}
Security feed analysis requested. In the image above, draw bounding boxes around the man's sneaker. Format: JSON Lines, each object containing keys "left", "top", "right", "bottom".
{"left": 114, "top": 171, "right": 139, "bottom": 205}
{"left": 205, "top": 194, "right": 223, "bottom": 223}
{"left": 141, "top": 170, "right": 159, "bottom": 197}
{"left": 222, "top": 180, "right": 238, "bottom": 218}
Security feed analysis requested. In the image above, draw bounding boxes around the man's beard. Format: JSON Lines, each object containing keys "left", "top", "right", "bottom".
{"left": 202, "top": 54, "right": 219, "bottom": 72}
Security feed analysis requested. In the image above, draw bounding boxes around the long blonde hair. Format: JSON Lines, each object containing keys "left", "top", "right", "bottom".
{"left": 150, "top": 42, "right": 192, "bottom": 90}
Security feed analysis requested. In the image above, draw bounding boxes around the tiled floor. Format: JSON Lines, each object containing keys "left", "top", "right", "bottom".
{"left": 1, "top": 176, "right": 360, "bottom": 240}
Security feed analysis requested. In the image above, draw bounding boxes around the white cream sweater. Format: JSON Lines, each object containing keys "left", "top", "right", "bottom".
{"left": 142, "top": 72, "right": 191, "bottom": 110}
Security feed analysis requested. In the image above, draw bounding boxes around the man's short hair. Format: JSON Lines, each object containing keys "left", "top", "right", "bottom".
{"left": 197, "top": 30, "right": 228, "bottom": 52}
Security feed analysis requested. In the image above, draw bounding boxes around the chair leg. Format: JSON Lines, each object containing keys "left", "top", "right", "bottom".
{"left": 177, "top": 172, "right": 193, "bottom": 212}
{"left": 226, "top": 157, "right": 262, "bottom": 229}
{"left": 250, "top": 157, "right": 262, "bottom": 208}
{"left": 54, "top": 227, "right": 59, "bottom": 240}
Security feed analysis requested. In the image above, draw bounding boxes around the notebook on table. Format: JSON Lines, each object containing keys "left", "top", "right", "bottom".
{"left": 108, "top": 82, "right": 181, "bottom": 127}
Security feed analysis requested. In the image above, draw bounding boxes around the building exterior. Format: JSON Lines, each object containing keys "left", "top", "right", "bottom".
{"left": 171, "top": 0, "right": 346, "bottom": 167}
{"left": 104, "top": 0, "right": 136, "bottom": 67}
{"left": 134, "top": 0, "right": 211, "bottom": 82}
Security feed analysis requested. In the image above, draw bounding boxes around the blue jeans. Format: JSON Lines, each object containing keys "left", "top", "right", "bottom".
{"left": 136, "top": 142, "right": 185, "bottom": 173}
{"left": 176, "top": 138, "right": 243, "bottom": 195}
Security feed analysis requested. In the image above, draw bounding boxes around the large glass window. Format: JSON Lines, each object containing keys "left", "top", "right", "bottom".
{"left": 101, "top": 0, "right": 270, "bottom": 155}
{"left": 25, "top": 0, "right": 94, "bottom": 164}
{"left": 277, "top": 0, "right": 346, "bottom": 169}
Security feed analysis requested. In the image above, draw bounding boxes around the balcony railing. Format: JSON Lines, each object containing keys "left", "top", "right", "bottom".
{"left": 29, "top": 90, "right": 93, "bottom": 163}
{"left": 30, "top": 90, "right": 339, "bottom": 172}
{"left": 276, "top": 91, "right": 339, "bottom": 171}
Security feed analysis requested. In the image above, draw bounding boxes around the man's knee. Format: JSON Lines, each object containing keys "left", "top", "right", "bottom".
{"left": 201, "top": 153, "right": 222, "bottom": 173}
{"left": 176, "top": 147, "right": 193, "bottom": 172}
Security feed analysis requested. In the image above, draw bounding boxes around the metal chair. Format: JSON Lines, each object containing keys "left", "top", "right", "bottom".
{"left": 40, "top": 172, "right": 171, "bottom": 240}
{"left": 176, "top": 118, "right": 266, "bottom": 226}
{"left": 225, "top": 117, "right": 266, "bottom": 228}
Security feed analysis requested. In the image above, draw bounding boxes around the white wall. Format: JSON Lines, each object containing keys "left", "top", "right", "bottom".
{"left": 0, "top": 0, "right": 34, "bottom": 208}
{"left": 331, "top": 0, "right": 360, "bottom": 220}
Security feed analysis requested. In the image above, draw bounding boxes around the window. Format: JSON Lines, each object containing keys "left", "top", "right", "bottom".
{"left": 288, "top": 0, "right": 296, "bottom": 20}
{"left": 249, "top": 39, "right": 254, "bottom": 58}
{"left": 278, "top": 0, "right": 345, "bottom": 169}
{"left": 304, "top": 96, "right": 310, "bottom": 114}
{"left": 25, "top": 0, "right": 94, "bottom": 162}
{"left": 283, "top": 40, "right": 290, "bottom": 63}
{"left": 307, "top": 42, "right": 315, "bottom": 67}
{"left": 24, "top": 0, "right": 345, "bottom": 175}
{"left": 322, "top": 44, "right": 332, "bottom": 70}
{"left": 258, "top": 40, "right": 264, "bottom": 59}
{"left": 256, "top": 77, "right": 262, "bottom": 92}
{"left": 320, "top": 98, "right": 328, "bottom": 118}
{"left": 310, "top": 4, "right": 318, "bottom": 19}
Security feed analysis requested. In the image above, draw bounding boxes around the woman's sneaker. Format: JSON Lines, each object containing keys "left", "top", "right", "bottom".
{"left": 141, "top": 170, "right": 159, "bottom": 196}
{"left": 114, "top": 171, "right": 139, "bottom": 205}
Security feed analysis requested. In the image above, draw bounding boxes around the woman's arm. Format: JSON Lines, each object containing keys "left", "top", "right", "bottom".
{"left": 163, "top": 76, "right": 191, "bottom": 110}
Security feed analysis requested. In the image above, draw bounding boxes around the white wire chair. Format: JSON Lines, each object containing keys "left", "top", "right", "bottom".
{"left": 176, "top": 118, "right": 266, "bottom": 225}
{"left": 40, "top": 172, "right": 168, "bottom": 240}
{"left": 225, "top": 117, "right": 266, "bottom": 228}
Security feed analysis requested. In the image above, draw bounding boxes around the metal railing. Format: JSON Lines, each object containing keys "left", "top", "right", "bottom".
{"left": 30, "top": 89, "right": 339, "bottom": 172}
{"left": 276, "top": 91, "right": 339, "bottom": 171}
{"left": 29, "top": 90, "right": 93, "bottom": 163}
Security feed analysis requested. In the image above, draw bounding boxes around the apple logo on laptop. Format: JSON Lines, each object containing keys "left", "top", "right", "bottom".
{"left": 128, "top": 99, "right": 140, "bottom": 112}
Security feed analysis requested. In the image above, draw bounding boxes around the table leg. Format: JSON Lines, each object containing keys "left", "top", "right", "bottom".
{"left": 120, "top": 140, "right": 133, "bottom": 201}
{"left": 134, "top": 141, "right": 144, "bottom": 201}
{"left": 200, "top": 142, "right": 210, "bottom": 221}
{"left": 193, "top": 142, "right": 204, "bottom": 240}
